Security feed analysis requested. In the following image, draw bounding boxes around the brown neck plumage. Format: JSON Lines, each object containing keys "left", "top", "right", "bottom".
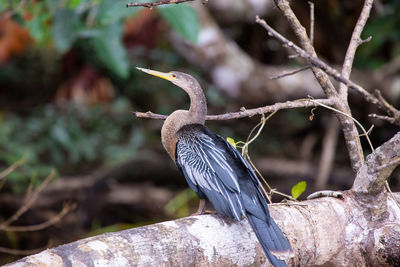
{"left": 161, "top": 77, "right": 207, "bottom": 161}
{"left": 184, "top": 78, "right": 207, "bottom": 124}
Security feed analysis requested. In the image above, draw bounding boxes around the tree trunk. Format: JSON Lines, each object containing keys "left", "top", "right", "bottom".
{"left": 5, "top": 192, "right": 400, "bottom": 266}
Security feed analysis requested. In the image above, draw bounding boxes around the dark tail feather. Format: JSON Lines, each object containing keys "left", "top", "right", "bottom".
{"left": 247, "top": 214, "right": 292, "bottom": 267}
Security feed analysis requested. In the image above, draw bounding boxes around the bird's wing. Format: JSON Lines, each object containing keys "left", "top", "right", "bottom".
{"left": 176, "top": 130, "right": 245, "bottom": 220}
{"left": 219, "top": 136, "right": 271, "bottom": 221}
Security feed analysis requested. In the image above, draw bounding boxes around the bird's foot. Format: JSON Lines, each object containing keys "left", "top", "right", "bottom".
{"left": 191, "top": 209, "right": 216, "bottom": 216}
{"left": 307, "top": 190, "right": 344, "bottom": 200}
{"left": 191, "top": 198, "right": 206, "bottom": 216}
{"left": 191, "top": 199, "right": 217, "bottom": 216}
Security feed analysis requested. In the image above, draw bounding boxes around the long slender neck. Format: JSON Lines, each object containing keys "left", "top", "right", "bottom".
{"left": 161, "top": 78, "right": 207, "bottom": 161}
{"left": 185, "top": 80, "right": 207, "bottom": 124}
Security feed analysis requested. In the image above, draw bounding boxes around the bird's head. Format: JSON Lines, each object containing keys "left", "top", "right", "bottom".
{"left": 136, "top": 67, "right": 197, "bottom": 91}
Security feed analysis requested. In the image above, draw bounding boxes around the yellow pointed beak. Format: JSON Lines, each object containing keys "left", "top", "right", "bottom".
{"left": 136, "top": 67, "right": 176, "bottom": 81}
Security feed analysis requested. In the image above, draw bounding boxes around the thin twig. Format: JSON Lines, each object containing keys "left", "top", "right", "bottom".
{"left": 269, "top": 65, "right": 310, "bottom": 80}
{"left": 133, "top": 98, "right": 335, "bottom": 120}
{"left": 0, "top": 170, "right": 56, "bottom": 229}
{"left": 127, "top": 0, "right": 195, "bottom": 8}
{"left": 269, "top": 188, "right": 296, "bottom": 201}
{"left": 368, "top": 114, "right": 396, "bottom": 124}
{"left": 3, "top": 203, "right": 76, "bottom": 232}
{"left": 241, "top": 114, "right": 273, "bottom": 202}
{"left": 272, "top": 0, "right": 338, "bottom": 98}
{"left": 339, "top": 0, "right": 374, "bottom": 99}
{"left": 256, "top": 17, "right": 370, "bottom": 102}
{"left": 308, "top": 1, "right": 314, "bottom": 45}
{"left": 238, "top": 112, "right": 297, "bottom": 202}
{"left": 309, "top": 98, "right": 374, "bottom": 153}
{"left": 374, "top": 89, "right": 400, "bottom": 122}
{"left": 0, "top": 154, "right": 27, "bottom": 181}
{"left": 23, "top": 172, "right": 36, "bottom": 203}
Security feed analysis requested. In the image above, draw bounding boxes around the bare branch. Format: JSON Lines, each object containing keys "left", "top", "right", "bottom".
{"left": 308, "top": 1, "right": 314, "bottom": 45}
{"left": 256, "top": 9, "right": 366, "bottom": 172}
{"left": 3, "top": 204, "right": 75, "bottom": 232}
{"left": 374, "top": 89, "right": 400, "bottom": 122}
{"left": 272, "top": 0, "right": 338, "bottom": 98}
{"left": 132, "top": 98, "right": 334, "bottom": 120}
{"left": 0, "top": 170, "right": 56, "bottom": 230}
{"left": 256, "top": 17, "right": 365, "bottom": 102}
{"left": 0, "top": 154, "right": 27, "bottom": 181}
{"left": 353, "top": 131, "right": 400, "bottom": 195}
{"left": 368, "top": 114, "right": 396, "bottom": 124}
{"left": 269, "top": 65, "right": 310, "bottom": 80}
{"left": 127, "top": 0, "right": 195, "bottom": 8}
{"left": 339, "top": 0, "right": 374, "bottom": 99}
{"left": 256, "top": 16, "right": 400, "bottom": 125}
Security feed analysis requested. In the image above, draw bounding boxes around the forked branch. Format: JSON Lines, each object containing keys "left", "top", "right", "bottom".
{"left": 255, "top": 16, "right": 400, "bottom": 126}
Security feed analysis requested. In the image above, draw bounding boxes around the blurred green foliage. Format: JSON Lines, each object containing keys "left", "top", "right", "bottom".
{"left": 2, "top": 0, "right": 199, "bottom": 78}
{"left": 164, "top": 188, "right": 198, "bottom": 217}
{"left": 356, "top": 1, "right": 400, "bottom": 69}
{"left": 158, "top": 4, "right": 199, "bottom": 43}
{"left": 0, "top": 98, "right": 143, "bottom": 191}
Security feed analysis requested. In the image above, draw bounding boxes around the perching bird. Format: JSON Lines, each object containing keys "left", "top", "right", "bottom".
{"left": 137, "top": 67, "right": 293, "bottom": 267}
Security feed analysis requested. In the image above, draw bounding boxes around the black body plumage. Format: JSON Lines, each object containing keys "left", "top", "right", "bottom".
{"left": 175, "top": 124, "right": 292, "bottom": 267}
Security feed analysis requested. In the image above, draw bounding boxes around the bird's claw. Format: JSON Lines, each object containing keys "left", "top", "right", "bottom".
{"left": 191, "top": 209, "right": 216, "bottom": 216}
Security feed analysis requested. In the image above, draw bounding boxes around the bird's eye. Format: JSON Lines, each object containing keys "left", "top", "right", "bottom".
{"left": 172, "top": 74, "right": 177, "bottom": 78}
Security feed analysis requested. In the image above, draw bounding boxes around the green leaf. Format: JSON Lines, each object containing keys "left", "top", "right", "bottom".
{"left": 52, "top": 9, "right": 83, "bottom": 53}
{"left": 91, "top": 22, "right": 130, "bottom": 78}
{"left": 291, "top": 181, "right": 307, "bottom": 200}
{"left": 226, "top": 137, "right": 237, "bottom": 149}
{"left": 67, "top": 0, "right": 84, "bottom": 8}
{"left": 158, "top": 4, "right": 199, "bottom": 43}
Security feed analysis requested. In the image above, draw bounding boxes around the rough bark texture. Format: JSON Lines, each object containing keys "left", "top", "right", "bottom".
{"left": 6, "top": 193, "right": 400, "bottom": 267}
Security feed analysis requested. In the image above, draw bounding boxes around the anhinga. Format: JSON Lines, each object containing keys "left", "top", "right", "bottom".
{"left": 137, "top": 67, "right": 293, "bottom": 267}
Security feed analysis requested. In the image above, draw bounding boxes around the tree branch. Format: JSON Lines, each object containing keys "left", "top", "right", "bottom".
{"left": 6, "top": 192, "right": 400, "bottom": 266}
{"left": 132, "top": 98, "right": 334, "bottom": 120}
{"left": 272, "top": 0, "right": 338, "bottom": 98}
{"left": 263, "top": 0, "right": 366, "bottom": 173}
{"left": 126, "top": 0, "right": 195, "bottom": 8}
{"left": 353, "top": 131, "right": 400, "bottom": 195}
{"left": 255, "top": 16, "right": 400, "bottom": 124}
{"left": 339, "top": 0, "right": 374, "bottom": 100}
{"left": 0, "top": 170, "right": 55, "bottom": 230}
{"left": 2, "top": 204, "right": 75, "bottom": 232}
